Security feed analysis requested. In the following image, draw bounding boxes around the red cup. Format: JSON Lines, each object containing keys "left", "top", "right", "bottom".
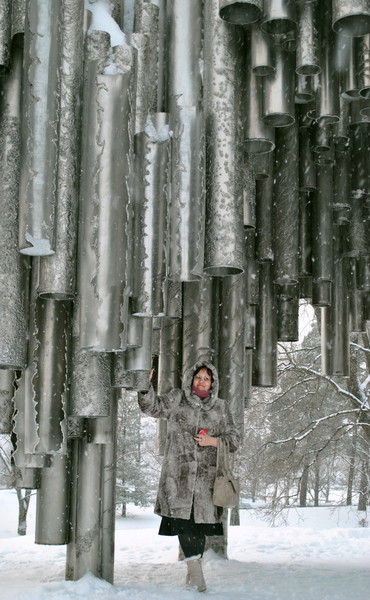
{"left": 198, "top": 429, "right": 207, "bottom": 435}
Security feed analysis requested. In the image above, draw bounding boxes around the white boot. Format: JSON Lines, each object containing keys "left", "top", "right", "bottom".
{"left": 186, "top": 558, "right": 207, "bottom": 592}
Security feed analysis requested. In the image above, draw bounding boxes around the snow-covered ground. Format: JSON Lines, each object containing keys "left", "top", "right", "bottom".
{"left": 0, "top": 490, "right": 369, "bottom": 600}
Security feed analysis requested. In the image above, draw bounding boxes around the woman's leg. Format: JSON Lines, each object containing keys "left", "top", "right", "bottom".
{"left": 178, "top": 532, "right": 205, "bottom": 558}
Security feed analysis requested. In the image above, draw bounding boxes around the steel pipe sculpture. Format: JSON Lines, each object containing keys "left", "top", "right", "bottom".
{"left": 0, "top": 0, "right": 370, "bottom": 585}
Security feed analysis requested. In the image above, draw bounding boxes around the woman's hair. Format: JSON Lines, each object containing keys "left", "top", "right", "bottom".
{"left": 192, "top": 365, "right": 214, "bottom": 385}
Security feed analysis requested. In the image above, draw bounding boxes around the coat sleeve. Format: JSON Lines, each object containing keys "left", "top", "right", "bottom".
{"left": 218, "top": 402, "right": 240, "bottom": 453}
{"left": 137, "top": 385, "right": 179, "bottom": 420}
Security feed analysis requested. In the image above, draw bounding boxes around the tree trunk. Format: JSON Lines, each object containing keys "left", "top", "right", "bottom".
{"left": 358, "top": 459, "right": 369, "bottom": 512}
{"left": 121, "top": 502, "right": 127, "bottom": 517}
{"left": 230, "top": 506, "right": 240, "bottom": 526}
{"left": 346, "top": 430, "right": 358, "bottom": 506}
{"left": 314, "top": 459, "right": 320, "bottom": 507}
{"left": 299, "top": 466, "right": 309, "bottom": 507}
{"left": 16, "top": 488, "right": 32, "bottom": 536}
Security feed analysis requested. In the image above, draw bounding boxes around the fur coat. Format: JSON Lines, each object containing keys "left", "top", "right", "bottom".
{"left": 138, "top": 361, "right": 240, "bottom": 523}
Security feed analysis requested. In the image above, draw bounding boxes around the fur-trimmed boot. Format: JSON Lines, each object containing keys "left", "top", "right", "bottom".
{"left": 185, "top": 558, "right": 207, "bottom": 592}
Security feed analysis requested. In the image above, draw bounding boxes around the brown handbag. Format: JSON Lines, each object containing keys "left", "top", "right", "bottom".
{"left": 212, "top": 438, "right": 239, "bottom": 508}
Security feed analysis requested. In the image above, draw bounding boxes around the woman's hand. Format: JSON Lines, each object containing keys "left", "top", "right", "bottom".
{"left": 194, "top": 433, "right": 218, "bottom": 448}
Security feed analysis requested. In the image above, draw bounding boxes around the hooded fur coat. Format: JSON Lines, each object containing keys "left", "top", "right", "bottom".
{"left": 138, "top": 361, "right": 240, "bottom": 524}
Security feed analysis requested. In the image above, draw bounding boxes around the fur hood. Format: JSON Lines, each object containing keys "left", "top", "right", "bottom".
{"left": 183, "top": 360, "right": 219, "bottom": 408}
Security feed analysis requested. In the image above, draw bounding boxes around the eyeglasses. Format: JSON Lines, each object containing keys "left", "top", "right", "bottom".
{"left": 194, "top": 375, "right": 211, "bottom": 382}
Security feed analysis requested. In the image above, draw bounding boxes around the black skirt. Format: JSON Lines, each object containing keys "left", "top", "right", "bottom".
{"left": 158, "top": 509, "right": 223, "bottom": 537}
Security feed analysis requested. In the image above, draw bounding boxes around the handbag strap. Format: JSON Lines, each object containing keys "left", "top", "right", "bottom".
{"left": 216, "top": 438, "right": 230, "bottom": 473}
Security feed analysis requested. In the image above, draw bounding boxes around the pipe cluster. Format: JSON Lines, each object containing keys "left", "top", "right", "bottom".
{"left": 0, "top": 0, "right": 369, "bottom": 582}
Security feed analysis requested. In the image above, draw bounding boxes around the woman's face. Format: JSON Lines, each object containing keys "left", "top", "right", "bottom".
{"left": 193, "top": 368, "right": 212, "bottom": 392}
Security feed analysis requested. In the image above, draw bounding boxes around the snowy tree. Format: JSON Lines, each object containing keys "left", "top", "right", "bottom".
{"left": 115, "top": 390, "right": 160, "bottom": 516}
{"left": 240, "top": 312, "right": 370, "bottom": 513}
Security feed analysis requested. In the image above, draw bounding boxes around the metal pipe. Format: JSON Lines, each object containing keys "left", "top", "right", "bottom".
{"left": 296, "top": 0, "right": 320, "bottom": 76}
{"left": 219, "top": 0, "right": 262, "bottom": 24}
{"left": 18, "top": 0, "right": 62, "bottom": 255}
{"left": 332, "top": 0, "right": 370, "bottom": 37}
{"left": 203, "top": 0, "right": 245, "bottom": 276}
{"left": 261, "top": 0, "right": 297, "bottom": 35}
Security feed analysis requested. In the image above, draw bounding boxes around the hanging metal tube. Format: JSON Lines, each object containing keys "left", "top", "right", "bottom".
{"left": 299, "top": 191, "right": 313, "bottom": 279}
{"left": 0, "top": 370, "right": 15, "bottom": 434}
{"left": 134, "top": 2, "right": 159, "bottom": 116}
{"left": 69, "top": 339, "right": 112, "bottom": 418}
{"left": 255, "top": 153, "right": 274, "bottom": 263}
{"left": 32, "top": 298, "right": 71, "bottom": 455}
{"left": 219, "top": 0, "right": 263, "bottom": 25}
{"left": 332, "top": 0, "right": 370, "bottom": 37}
{"left": 218, "top": 273, "right": 245, "bottom": 437}
{"left": 245, "top": 38, "right": 276, "bottom": 153}
{"left": 168, "top": 104, "right": 205, "bottom": 281}
{"left": 0, "top": 0, "right": 11, "bottom": 74}
{"left": 328, "top": 225, "right": 350, "bottom": 376}
{"left": 78, "top": 65, "right": 133, "bottom": 350}
{"left": 277, "top": 283, "right": 299, "bottom": 341}
{"left": 273, "top": 123, "right": 299, "bottom": 284}
{"left": 0, "top": 35, "right": 28, "bottom": 369}
{"left": 250, "top": 22, "right": 274, "bottom": 76}
{"left": 35, "top": 454, "right": 70, "bottom": 545}
{"left": 66, "top": 438, "right": 104, "bottom": 580}
{"left": 261, "top": 0, "right": 297, "bottom": 35}
{"left": 315, "top": 0, "right": 340, "bottom": 123}
{"left": 296, "top": 0, "right": 320, "bottom": 76}
{"left": 203, "top": 0, "right": 245, "bottom": 276}
{"left": 262, "top": 38, "right": 295, "bottom": 127}
{"left": 182, "top": 277, "right": 215, "bottom": 372}
{"left": 357, "top": 34, "right": 370, "bottom": 97}
{"left": 18, "top": 0, "right": 62, "bottom": 256}
{"left": 38, "top": 0, "right": 84, "bottom": 299}
{"left": 252, "top": 261, "right": 277, "bottom": 387}
{"left": 312, "top": 162, "right": 334, "bottom": 306}
{"left": 131, "top": 113, "right": 170, "bottom": 315}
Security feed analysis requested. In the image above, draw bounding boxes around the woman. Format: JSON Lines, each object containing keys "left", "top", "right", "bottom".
{"left": 138, "top": 360, "right": 240, "bottom": 592}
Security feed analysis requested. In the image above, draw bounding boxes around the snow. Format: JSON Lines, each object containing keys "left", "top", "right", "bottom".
{"left": 0, "top": 490, "right": 369, "bottom": 600}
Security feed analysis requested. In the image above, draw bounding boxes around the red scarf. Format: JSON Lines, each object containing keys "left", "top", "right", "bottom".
{"left": 192, "top": 385, "right": 211, "bottom": 399}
